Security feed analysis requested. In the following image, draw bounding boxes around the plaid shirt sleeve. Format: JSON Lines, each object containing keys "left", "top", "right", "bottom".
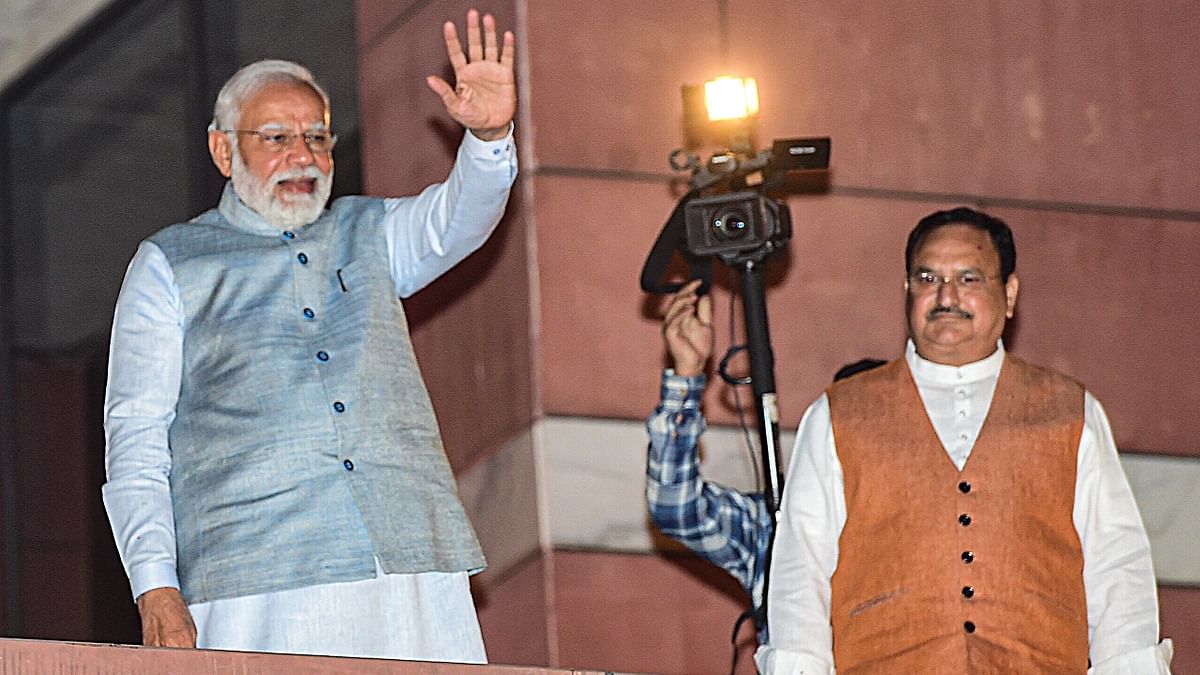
{"left": 646, "top": 370, "right": 771, "bottom": 609}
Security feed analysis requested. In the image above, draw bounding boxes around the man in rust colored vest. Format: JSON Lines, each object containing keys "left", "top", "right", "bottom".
{"left": 756, "top": 208, "right": 1173, "bottom": 674}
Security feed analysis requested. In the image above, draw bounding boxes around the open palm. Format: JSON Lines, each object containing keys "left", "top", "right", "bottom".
{"left": 426, "top": 9, "right": 516, "bottom": 140}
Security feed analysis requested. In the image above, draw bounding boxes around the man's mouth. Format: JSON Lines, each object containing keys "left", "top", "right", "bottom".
{"left": 276, "top": 177, "right": 317, "bottom": 194}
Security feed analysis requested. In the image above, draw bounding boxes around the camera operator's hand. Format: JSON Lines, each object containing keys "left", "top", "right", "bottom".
{"left": 662, "top": 279, "right": 713, "bottom": 377}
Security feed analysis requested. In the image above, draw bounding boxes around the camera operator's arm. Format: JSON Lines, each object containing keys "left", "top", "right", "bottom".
{"left": 646, "top": 282, "right": 769, "bottom": 603}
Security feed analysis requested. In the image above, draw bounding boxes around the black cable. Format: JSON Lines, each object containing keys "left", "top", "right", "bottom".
{"left": 721, "top": 282, "right": 768, "bottom": 669}
{"left": 728, "top": 608, "right": 755, "bottom": 675}
{"left": 724, "top": 285, "right": 762, "bottom": 492}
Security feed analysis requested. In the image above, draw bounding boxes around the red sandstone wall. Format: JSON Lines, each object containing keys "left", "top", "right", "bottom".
{"left": 475, "top": 551, "right": 757, "bottom": 673}
{"left": 356, "top": 0, "right": 531, "bottom": 473}
{"left": 519, "top": 3, "right": 1200, "bottom": 662}
{"left": 526, "top": 1, "right": 1200, "bottom": 456}
{"left": 358, "top": 1, "right": 1200, "bottom": 672}
{"left": 1161, "top": 585, "right": 1200, "bottom": 674}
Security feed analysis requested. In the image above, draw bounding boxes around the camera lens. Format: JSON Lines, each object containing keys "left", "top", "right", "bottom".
{"left": 711, "top": 208, "right": 750, "bottom": 241}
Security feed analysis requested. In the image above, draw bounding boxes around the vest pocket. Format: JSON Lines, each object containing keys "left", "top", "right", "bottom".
{"left": 848, "top": 588, "right": 906, "bottom": 617}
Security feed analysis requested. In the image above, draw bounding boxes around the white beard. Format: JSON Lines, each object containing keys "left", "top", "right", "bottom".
{"left": 230, "top": 145, "right": 333, "bottom": 229}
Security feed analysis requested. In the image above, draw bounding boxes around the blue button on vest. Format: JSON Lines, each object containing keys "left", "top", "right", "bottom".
{"left": 148, "top": 184, "right": 485, "bottom": 604}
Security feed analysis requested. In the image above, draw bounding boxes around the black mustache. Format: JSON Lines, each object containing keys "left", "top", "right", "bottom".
{"left": 928, "top": 306, "right": 972, "bottom": 320}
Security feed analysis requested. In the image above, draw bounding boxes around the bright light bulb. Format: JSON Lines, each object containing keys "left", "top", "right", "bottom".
{"left": 704, "top": 76, "right": 759, "bottom": 122}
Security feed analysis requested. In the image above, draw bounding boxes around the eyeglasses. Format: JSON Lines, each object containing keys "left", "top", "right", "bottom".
{"left": 908, "top": 270, "right": 998, "bottom": 294}
{"left": 222, "top": 128, "right": 337, "bottom": 154}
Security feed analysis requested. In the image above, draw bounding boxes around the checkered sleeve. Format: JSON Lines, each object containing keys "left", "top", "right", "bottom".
{"left": 646, "top": 370, "right": 769, "bottom": 603}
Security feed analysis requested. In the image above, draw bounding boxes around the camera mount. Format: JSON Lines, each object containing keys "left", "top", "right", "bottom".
{"left": 640, "top": 132, "right": 830, "bottom": 635}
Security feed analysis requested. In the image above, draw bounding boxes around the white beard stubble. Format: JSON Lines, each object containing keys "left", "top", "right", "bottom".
{"left": 230, "top": 144, "right": 333, "bottom": 229}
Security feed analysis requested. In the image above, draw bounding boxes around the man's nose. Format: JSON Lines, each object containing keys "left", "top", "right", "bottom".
{"left": 286, "top": 138, "right": 316, "bottom": 166}
{"left": 936, "top": 276, "right": 960, "bottom": 305}
{"left": 283, "top": 134, "right": 316, "bottom": 164}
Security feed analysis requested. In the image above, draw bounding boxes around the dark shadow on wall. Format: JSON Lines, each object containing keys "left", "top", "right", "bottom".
{"left": 650, "top": 548, "right": 760, "bottom": 675}
{"left": 10, "top": 342, "right": 141, "bottom": 643}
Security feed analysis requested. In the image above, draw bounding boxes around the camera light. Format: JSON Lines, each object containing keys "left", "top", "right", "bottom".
{"left": 704, "top": 76, "right": 759, "bottom": 122}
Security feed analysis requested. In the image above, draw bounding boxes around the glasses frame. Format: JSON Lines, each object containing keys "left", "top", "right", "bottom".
{"left": 907, "top": 269, "right": 1000, "bottom": 294}
{"left": 220, "top": 127, "right": 338, "bottom": 154}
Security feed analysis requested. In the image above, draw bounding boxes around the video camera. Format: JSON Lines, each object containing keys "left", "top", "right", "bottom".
{"left": 679, "top": 138, "right": 829, "bottom": 264}
{"left": 641, "top": 137, "right": 830, "bottom": 292}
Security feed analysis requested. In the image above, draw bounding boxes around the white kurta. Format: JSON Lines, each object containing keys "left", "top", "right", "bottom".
{"left": 756, "top": 341, "right": 1173, "bottom": 675}
{"left": 190, "top": 561, "right": 485, "bottom": 662}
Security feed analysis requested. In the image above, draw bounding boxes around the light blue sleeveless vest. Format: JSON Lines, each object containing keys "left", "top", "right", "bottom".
{"left": 149, "top": 184, "right": 484, "bottom": 604}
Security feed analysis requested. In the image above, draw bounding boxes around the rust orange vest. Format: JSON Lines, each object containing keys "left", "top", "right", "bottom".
{"left": 826, "top": 355, "right": 1088, "bottom": 674}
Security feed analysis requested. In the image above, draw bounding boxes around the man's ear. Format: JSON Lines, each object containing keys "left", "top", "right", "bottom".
{"left": 1004, "top": 273, "right": 1020, "bottom": 318}
{"left": 208, "top": 130, "right": 233, "bottom": 178}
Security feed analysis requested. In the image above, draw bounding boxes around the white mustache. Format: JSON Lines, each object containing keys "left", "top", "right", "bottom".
{"left": 273, "top": 165, "right": 326, "bottom": 183}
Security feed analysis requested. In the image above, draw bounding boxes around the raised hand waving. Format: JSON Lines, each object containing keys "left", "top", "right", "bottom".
{"left": 426, "top": 8, "right": 516, "bottom": 141}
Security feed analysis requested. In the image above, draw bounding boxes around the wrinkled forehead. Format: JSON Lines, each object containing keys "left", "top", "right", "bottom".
{"left": 912, "top": 223, "right": 1002, "bottom": 271}
{"left": 240, "top": 81, "right": 330, "bottom": 128}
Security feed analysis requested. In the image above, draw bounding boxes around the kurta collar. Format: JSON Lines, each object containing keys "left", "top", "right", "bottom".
{"left": 905, "top": 339, "right": 1005, "bottom": 386}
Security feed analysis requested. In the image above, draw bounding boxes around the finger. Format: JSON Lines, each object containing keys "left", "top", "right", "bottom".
{"left": 662, "top": 306, "right": 687, "bottom": 335}
{"left": 443, "top": 21, "right": 467, "bottom": 73}
{"left": 426, "top": 75, "right": 457, "bottom": 103}
{"left": 466, "top": 8, "right": 483, "bottom": 63}
{"left": 662, "top": 281, "right": 702, "bottom": 318}
{"left": 663, "top": 295, "right": 698, "bottom": 330}
{"left": 663, "top": 306, "right": 687, "bottom": 333}
{"left": 664, "top": 287, "right": 698, "bottom": 317}
{"left": 499, "top": 30, "right": 515, "bottom": 71}
{"left": 144, "top": 621, "right": 185, "bottom": 648}
{"left": 161, "top": 629, "right": 194, "bottom": 649}
{"left": 696, "top": 295, "right": 713, "bottom": 326}
{"left": 483, "top": 13, "right": 499, "bottom": 62}
{"left": 428, "top": 76, "right": 467, "bottom": 119}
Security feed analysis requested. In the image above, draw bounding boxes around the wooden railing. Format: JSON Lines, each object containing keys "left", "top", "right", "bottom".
{"left": 0, "top": 638, "right": 626, "bottom": 674}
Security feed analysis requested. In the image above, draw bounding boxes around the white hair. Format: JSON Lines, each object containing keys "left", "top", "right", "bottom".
{"left": 209, "top": 59, "right": 330, "bottom": 132}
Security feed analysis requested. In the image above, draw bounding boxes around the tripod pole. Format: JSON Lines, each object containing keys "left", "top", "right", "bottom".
{"left": 738, "top": 258, "right": 784, "bottom": 630}
{"left": 739, "top": 258, "right": 784, "bottom": 511}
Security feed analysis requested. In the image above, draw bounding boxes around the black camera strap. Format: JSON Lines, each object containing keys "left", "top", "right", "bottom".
{"left": 639, "top": 190, "right": 713, "bottom": 295}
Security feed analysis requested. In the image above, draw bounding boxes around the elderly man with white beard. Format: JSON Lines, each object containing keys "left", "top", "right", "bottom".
{"left": 101, "top": 10, "right": 516, "bottom": 663}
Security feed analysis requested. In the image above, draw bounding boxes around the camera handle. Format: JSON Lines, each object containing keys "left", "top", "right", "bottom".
{"left": 737, "top": 257, "right": 784, "bottom": 634}
{"left": 639, "top": 189, "right": 717, "bottom": 295}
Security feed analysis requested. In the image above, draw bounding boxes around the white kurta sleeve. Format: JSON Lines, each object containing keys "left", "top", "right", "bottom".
{"left": 1076, "top": 392, "right": 1173, "bottom": 674}
{"left": 101, "top": 241, "right": 184, "bottom": 600}
{"left": 384, "top": 128, "right": 517, "bottom": 298}
{"left": 755, "top": 394, "right": 844, "bottom": 675}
